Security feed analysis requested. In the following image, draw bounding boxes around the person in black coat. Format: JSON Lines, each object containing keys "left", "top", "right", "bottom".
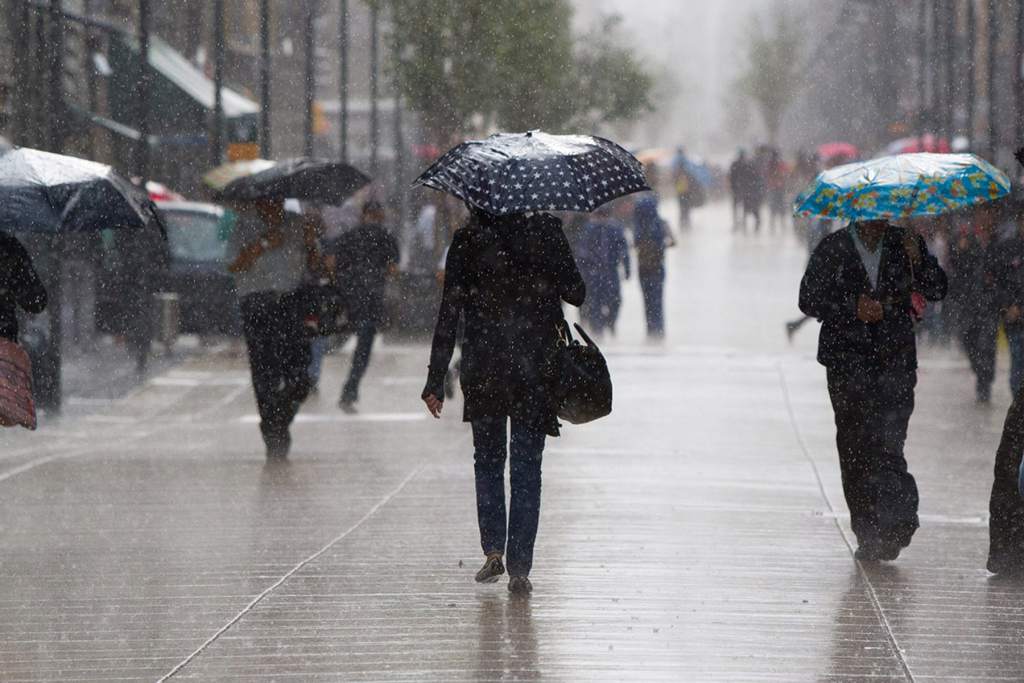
{"left": 995, "top": 211, "right": 1024, "bottom": 395}
{"left": 329, "top": 201, "right": 400, "bottom": 412}
{"left": 0, "top": 231, "right": 47, "bottom": 341}
{"left": 949, "top": 212, "right": 1001, "bottom": 402}
{"left": 422, "top": 209, "right": 585, "bottom": 594}
{"left": 799, "top": 219, "right": 947, "bottom": 561}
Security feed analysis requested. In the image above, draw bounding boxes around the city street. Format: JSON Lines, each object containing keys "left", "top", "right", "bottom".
{"left": 0, "top": 201, "right": 1018, "bottom": 682}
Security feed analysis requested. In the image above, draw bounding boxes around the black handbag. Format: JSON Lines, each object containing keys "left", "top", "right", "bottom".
{"left": 285, "top": 280, "right": 349, "bottom": 337}
{"left": 550, "top": 321, "right": 612, "bottom": 424}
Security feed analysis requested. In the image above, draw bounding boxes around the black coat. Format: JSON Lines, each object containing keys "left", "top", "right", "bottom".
{"left": 0, "top": 232, "right": 47, "bottom": 341}
{"left": 995, "top": 234, "right": 1024, "bottom": 331}
{"left": 799, "top": 225, "right": 947, "bottom": 371}
{"left": 424, "top": 212, "right": 585, "bottom": 436}
{"left": 329, "top": 222, "right": 399, "bottom": 325}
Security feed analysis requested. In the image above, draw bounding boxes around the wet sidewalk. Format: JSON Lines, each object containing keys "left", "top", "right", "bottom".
{"left": 0, "top": 202, "right": 1018, "bottom": 681}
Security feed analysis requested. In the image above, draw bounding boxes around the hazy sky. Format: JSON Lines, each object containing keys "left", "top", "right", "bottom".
{"left": 572, "top": 0, "right": 766, "bottom": 159}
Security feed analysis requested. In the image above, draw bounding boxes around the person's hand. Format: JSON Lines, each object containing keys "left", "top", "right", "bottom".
{"left": 423, "top": 393, "right": 443, "bottom": 418}
{"left": 1008, "top": 305, "right": 1022, "bottom": 324}
{"left": 901, "top": 232, "right": 922, "bottom": 265}
{"left": 856, "top": 294, "right": 884, "bottom": 323}
{"left": 228, "top": 245, "right": 259, "bottom": 273}
{"left": 264, "top": 229, "right": 284, "bottom": 249}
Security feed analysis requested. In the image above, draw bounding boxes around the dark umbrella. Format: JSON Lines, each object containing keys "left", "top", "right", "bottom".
{"left": 412, "top": 131, "right": 650, "bottom": 215}
{"left": 217, "top": 157, "right": 370, "bottom": 205}
{"left": 0, "top": 147, "right": 161, "bottom": 233}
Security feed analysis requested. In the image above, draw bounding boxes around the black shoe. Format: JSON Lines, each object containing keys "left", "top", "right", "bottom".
{"left": 508, "top": 576, "right": 533, "bottom": 595}
{"left": 977, "top": 385, "right": 992, "bottom": 404}
{"left": 854, "top": 542, "right": 901, "bottom": 562}
{"left": 475, "top": 554, "right": 505, "bottom": 583}
{"left": 339, "top": 399, "right": 357, "bottom": 414}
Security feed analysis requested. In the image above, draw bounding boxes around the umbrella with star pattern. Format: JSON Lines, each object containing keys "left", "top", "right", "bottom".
{"left": 412, "top": 131, "right": 650, "bottom": 215}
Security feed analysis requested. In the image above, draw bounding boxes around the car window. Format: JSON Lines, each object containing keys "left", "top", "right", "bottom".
{"left": 162, "top": 209, "right": 235, "bottom": 263}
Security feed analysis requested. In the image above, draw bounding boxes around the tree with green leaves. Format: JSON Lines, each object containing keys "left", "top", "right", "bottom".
{"left": 387, "top": 0, "right": 652, "bottom": 144}
{"left": 736, "top": 4, "right": 804, "bottom": 144}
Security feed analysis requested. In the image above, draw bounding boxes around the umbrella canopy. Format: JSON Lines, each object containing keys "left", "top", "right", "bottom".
{"left": 817, "top": 142, "right": 859, "bottom": 165}
{"left": 413, "top": 131, "right": 649, "bottom": 215}
{"left": 217, "top": 158, "right": 370, "bottom": 205}
{"left": 202, "top": 158, "right": 277, "bottom": 192}
{"left": 0, "top": 147, "right": 161, "bottom": 233}
{"left": 793, "top": 153, "right": 1011, "bottom": 221}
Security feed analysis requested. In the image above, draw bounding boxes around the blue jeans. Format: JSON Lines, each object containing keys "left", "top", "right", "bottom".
{"left": 639, "top": 265, "right": 665, "bottom": 336}
{"left": 1009, "top": 328, "right": 1024, "bottom": 397}
{"left": 471, "top": 417, "right": 546, "bottom": 577}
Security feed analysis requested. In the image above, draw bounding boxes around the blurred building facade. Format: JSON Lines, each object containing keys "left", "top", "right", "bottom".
{"left": 0, "top": 0, "right": 418, "bottom": 200}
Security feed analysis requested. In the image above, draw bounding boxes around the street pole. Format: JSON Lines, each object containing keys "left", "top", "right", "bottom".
{"left": 966, "top": 0, "right": 976, "bottom": 148}
{"left": 943, "top": 0, "right": 955, "bottom": 141}
{"left": 929, "top": 0, "right": 942, "bottom": 136}
{"left": 10, "top": 0, "right": 30, "bottom": 145}
{"left": 338, "top": 0, "right": 348, "bottom": 162}
{"left": 211, "top": 0, "right": 225, "bottom": 167}
{"left": 259, "top": 0, "right": 272, "bottom": 158}
{"left": 1016, "top": 0, "right": 1024, "bottom": 145}
{"left": 987, "top": 0, "right": 999, "bottom": 161}
{"left": 391, "top": 12, "right": 405, "bottom": 242}
{"left": 303, "top": 1, "right": 316, "bottom": 158}
{"left": 917, "top": 0, "right": 928, "bottom": 131}
{"left": 47, "top": 0, "right": 64, "bottom": 154}
{"left": 369, "top": 2, "right": 379, "bottom": 179}
{"left": 135, "top": 0, "right": 151, "bottom": 178}
{"left": 47, "top": 0, "right": 65, "bottom": 414}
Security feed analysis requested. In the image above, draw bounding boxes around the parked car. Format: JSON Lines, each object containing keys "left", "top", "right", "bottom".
{"left": 96, "top": 201, "right": 241, "bottom": 338}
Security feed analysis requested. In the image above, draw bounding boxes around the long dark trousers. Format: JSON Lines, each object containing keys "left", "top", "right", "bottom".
{"left": 961, "top": 314, "right": 998, "bottom": 393}
{"left": 241, "top": 292, "right": 312, "bottom": 444}
{"left": 341, "top": 322, "right": 378, "bottom": 403}
{"left": 472, "top": 417, "right": 546, "bottom": 577}
{"left": 638, "top": 265, "right": 665, "bottom": 337}
{"left": 989, "top": 388, "right": 1024, "bottom": 574}
{"left": 826, "top": 367, "right": 919, "bottom": 549}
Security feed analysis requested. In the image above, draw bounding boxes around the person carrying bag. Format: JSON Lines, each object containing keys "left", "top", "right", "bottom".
{"left": 0, "top": 232, "right": 47, "bottom": 429}
{"left": 421, "top": 210, "right": 586, "bottom": 595}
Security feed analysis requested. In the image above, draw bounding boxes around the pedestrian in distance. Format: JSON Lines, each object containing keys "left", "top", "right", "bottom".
{"left": 728, "top": 149, "right": 747, "bottom": 230}
{"left": 997, "top": 205, "right": 1024, "bottom": 396}
{"left": 950, "top": 206, "right": 1001, "bottom": 403}
{"left": 671, "top": 146, "right": 699, "bottom": 229}
{"left": 228, "top": 198, "right": 316, "bottom": 459}
{"left": 799, "top": 219, "right": 947, "bottom": 561}
{"left": 632, "top": 189, "right": 673, "bottom": 339}
{"left": 576, "top": 205, "right": 630, "bottom": 336}
{"left": 328, "top": 200, "right": 400, "bottom": 413}
{"left": 421, "top": 209, "right": 585, "bottom": 595}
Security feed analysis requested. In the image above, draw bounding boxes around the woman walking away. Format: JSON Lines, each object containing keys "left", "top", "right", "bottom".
{"left": 421, "top": 209, "right": 585, "bottom": 595}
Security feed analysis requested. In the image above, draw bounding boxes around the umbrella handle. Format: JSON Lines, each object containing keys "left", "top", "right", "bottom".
{"left": 59, "top": 187, "right": 84, "bottom": 228}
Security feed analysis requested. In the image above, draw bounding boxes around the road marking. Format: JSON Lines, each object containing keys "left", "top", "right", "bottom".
{"left": 238, "top": 412, "right": 425, "bottom": 424}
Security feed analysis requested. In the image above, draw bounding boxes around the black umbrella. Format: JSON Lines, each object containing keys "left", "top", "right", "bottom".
{"left": 217, "top": 157, "right": 370, "bottom": 205}
{"left": 0, "top": 147, "right": 161, "bottom": 233}
{"left": 412, "top": 131, "right": 650, "bottom": 215}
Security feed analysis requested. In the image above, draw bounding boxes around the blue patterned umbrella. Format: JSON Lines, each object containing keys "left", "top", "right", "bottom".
{"left": 793, "top": 153, "right": 1011, "bottom": 221}
{"left": 413, "top": 131, "right": 649, "bottom": 215}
